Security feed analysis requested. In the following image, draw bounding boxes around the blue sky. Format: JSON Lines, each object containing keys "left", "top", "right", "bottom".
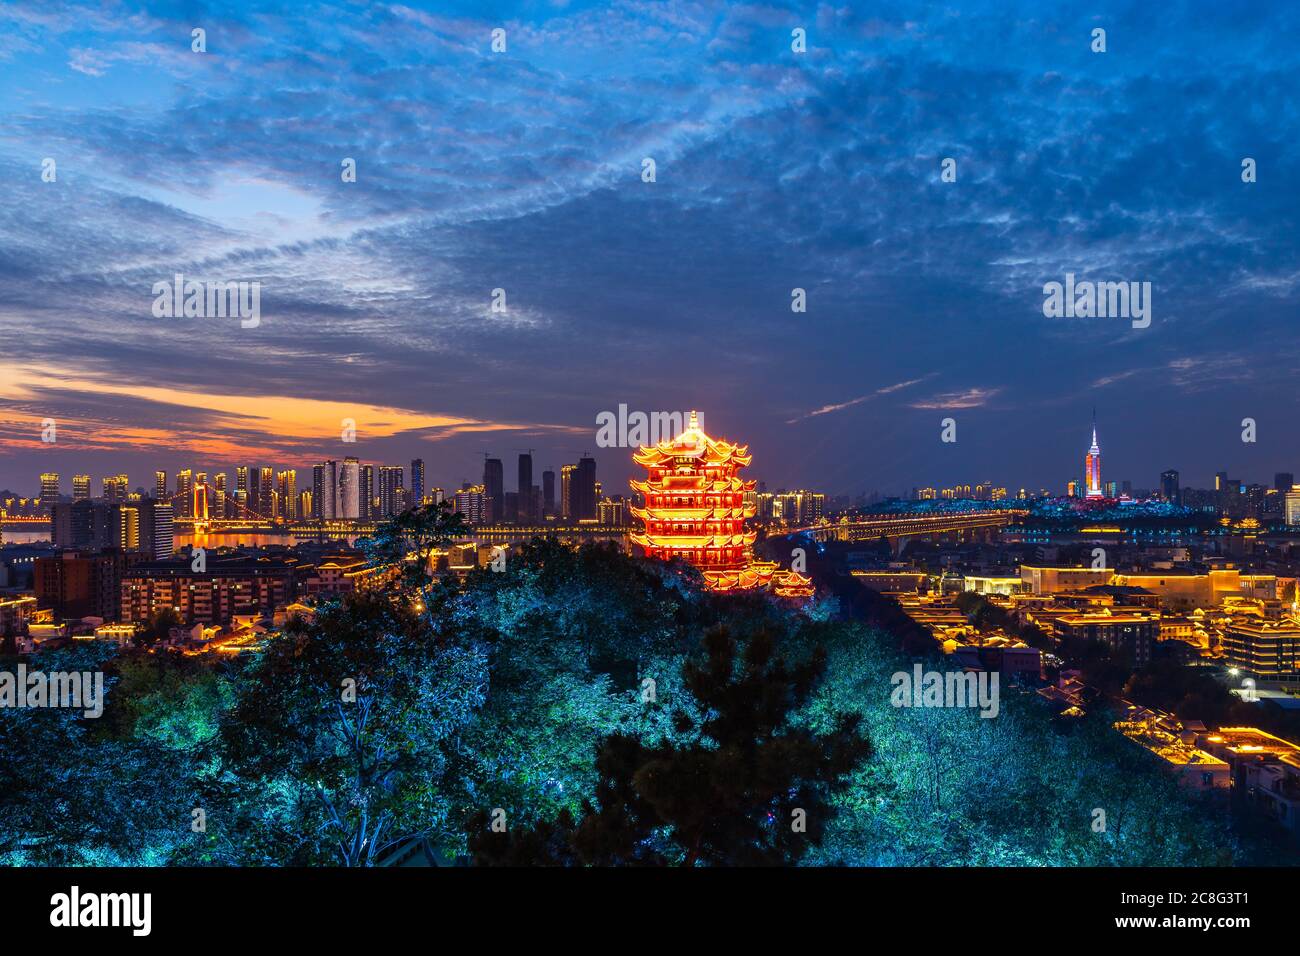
{"left": 1, "top": 0, "right": 1297, "bottom": 497}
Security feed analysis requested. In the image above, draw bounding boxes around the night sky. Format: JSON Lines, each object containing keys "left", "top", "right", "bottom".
{"left": 1, "top": 0, "right": 1296, "bottom": 498}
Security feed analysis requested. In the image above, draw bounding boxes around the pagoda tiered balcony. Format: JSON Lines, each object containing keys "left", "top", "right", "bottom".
{"left": 628, "top": 411, "right": 813, "bottom": 599}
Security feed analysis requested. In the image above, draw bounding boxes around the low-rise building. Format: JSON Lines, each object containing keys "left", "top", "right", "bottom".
{"left": 1114, "top": 705, "right": 1230, "bottom": 791}
{"left": 1055, "top": 609, "right": 1159, "bottom": 667}
{"left": 1220, "top": 618, "right": 1300, "bottom": 682}
{"left": 1197, "top": 727, "right": 1300, "bottom": 835}
{"left": 121, "top": 559, "right": 297, "bottom": 625}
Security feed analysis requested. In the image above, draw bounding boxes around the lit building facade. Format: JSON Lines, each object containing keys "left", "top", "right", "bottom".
{"left": 1084, "top": 421, "right": 1103, "bottom": 498}
{"left": 40, "top": 473, "right": 60, "bottom": 505}
{"left": 630, "top": 411, "right": 811, "bottom": 596}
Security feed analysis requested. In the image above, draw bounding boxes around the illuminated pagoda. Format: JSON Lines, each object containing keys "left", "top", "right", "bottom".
{"left": 630, "top": 411, "right": 813, "bottom": 596}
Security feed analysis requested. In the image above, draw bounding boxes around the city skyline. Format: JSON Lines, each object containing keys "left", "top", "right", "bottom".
{"left": 9, "top": 412, "right": 1300, "bottom": 506}
{"left": 2, "top": 2, "right": 1298, "bottom": 495}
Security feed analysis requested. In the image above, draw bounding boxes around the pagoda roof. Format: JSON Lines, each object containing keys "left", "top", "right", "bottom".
{"left": 632, "top": 411, "right": 751, "bottom": 467}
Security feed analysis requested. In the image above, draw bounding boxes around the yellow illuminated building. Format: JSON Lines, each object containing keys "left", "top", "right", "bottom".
{"left": 630, "top": 411, "right": 812, "bottom": 596}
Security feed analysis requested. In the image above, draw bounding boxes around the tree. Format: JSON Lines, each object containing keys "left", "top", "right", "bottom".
{"left": 205, "top": 592, "right": 487, "bottom": 866}
{"left": 0, "top": 643, "right": 192, "bottom": 865}
{"left": 140, "top": 607, "right": 182, "bottom": 647}
{"left": 363, "top": 501, "right": 469, "bottom": 625}
{"left": 471, "top": 626, "right": 873, "bottom": 866}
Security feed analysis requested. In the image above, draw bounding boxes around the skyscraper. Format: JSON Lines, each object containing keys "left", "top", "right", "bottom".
{"left": 277, "top": 470, "right": 297, "bottom": 520}
{"left": 575, "top": 456, "right": 597, "bottom": 520}
{"left": 155, "top": 470, "right": 168, "bottom": 502}
{"left": 1287, "top": 488, "right": 1300, "bottom": 526}
{"left": 213, "top": 473, "right": 228, "bottom": 519}
{"left": 1084, "top": 418, "right": 1102, "bottom": 499}
{"left": 411, "top": 458, "right": 425, "bottom": 506}
{"left": 319, "top": 461, "right": 338, "bottom": 519}
{"left": 1161, "top": 469, "right": 1180, "bottom": 505}
{"left": 379, "top": 465, "right": 404, "bottom": 517}
{"left": 483, "top": 457, "right": 504, "bottom": 524}
{"left": 102, "top": 475, "right": 128, "bottom": 503}
{"left": 339, "top": 457, "right": 360, "bottom": 519}
{"left": 176, "top": 470, "right": 193, "bottom": 518}
{"left": 259, "top": 467, "right": 274, "bottom": 518}
{"left": 52, "top": 501, "right": 121, "bottom": 549}
{"left": 360, "top": 464, "right": 375, "bottom": 520}
{"left": 542, "top": 468, "right": 556, "bottom": 517}
{"left": 561, "top": 464, "right": 576, "bottom": 519}
{"left": 146, "top": 500, "right": 174, "bottom": 559}
{"left": 72, "top": 475, "right": 90, "bottom": 501}
{"left": 40, "top": 472, "right": 60, "bottom": 504}
{"left": 312, "top": 464, "right": 325, "bottom": 519}
{"left": 517, "top": 453, "right": 533, "bottom": 523}
{"left": 454, "top": 484, "right": 487, "bottom": 524}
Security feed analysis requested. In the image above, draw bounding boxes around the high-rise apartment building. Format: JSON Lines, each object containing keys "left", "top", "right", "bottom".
{"left": 102, "top": 475, "right": 128, "bottom": 503}
{"left": 483, "top": 457, "right": 503, "bottom": 524}
{"left": 542, "top": 469, "right": 555, "bottom": 517}
{"left": 517, "top": 453, "right": 534, "bottom": 523}
{"left": 411, "top": 459, "right": 425, "bottom": 506}
{"left": 454, "top": 484, "right": 487, "bottom": 524}
{"left": 176, "top": 470, "right": 193, "bottom": 517}
{"left": 72, "top": 475, "right": 90, "bottom": 501}
{"left": 259, "top": 467, "right": 274, "bottom": 519}
{"left": 358, "top": 464, "right": 374, "bottom": 520}
{"left": 561, "top": 464, "right": 576, "bottom": 519}
{"left": 312, "top": 464, "right": 325, "bottom": 519}
{"left": 277, "top": 470, "right": 297, "bottom": 520}
{"left": 1161, "top": 469, "right": 1180, "bottom": 505}
{"left": 40, "top": 473, "right": 60, "bottom": 505}
{"left": 339, "top": 458, "right": 360, "bottom": 519}
{"left": 1286, "top": 487, "right": 1300, "bottom": 526}
{"left": 378, "top": 465, "right": 404, "bottom": 517}
{"left": 574, "top": 456, "right": 597, "bottom": 521}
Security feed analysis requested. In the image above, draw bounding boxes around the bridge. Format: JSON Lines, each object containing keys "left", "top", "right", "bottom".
{"left": 454, "top": 524, "right": 631, "bottom": 545}
{"left": 781, "top": 510, "right": 1026, "bottom": 551}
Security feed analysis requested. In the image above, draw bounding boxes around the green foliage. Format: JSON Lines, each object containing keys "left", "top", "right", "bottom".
{"left": 0, "top": 643, "right": 194, "bottom": 865}
{"left": 1, "top": 536, "right": 1287, "bottom": 867}
{"left": 470, "top": 626, "right": 873, "bottom": 866}
{"left": 792, "top": 620, "right": 1242, "bottom": 865}
{"left": 197, "top": 592, "right": 488, "bottom": 866}
{"left": 140, "top": 607, "right": 182, "bottom": 647}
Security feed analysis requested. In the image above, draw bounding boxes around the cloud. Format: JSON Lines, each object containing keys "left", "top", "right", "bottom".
{"left": 0, "top": 0, "right": 1297, "bottom": 492}
{"left": 786, "top": 376, "right": 932, "bottom": 422}
{"left": 908, "top": 388, "right": 1001, "bottom": 410}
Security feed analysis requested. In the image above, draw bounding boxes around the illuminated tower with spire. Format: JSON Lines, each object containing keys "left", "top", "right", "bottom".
{"left": 630, "top": 411, "right": 812, "bottom": 596}
{"left": 1085, "top": 413, "right": 1103, "bottom": 499}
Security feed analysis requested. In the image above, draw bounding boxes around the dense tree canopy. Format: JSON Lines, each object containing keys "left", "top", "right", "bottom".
{"left": 1, "top": 529, "right": 1292, "bottom": 865}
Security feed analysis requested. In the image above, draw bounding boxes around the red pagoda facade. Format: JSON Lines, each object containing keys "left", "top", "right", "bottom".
{"left": 630, "top": 411, "right": 813, "bottom": 596}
